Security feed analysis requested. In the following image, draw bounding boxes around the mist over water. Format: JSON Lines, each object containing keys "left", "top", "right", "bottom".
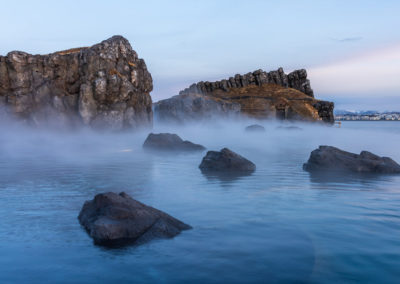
{"left": 1, "top": 117, "right": 400, "bottom": 283}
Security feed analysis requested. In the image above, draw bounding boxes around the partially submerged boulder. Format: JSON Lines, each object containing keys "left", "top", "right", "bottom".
{"left": 276, "top": 125, "right": 302, "bottom": 131}
{"left": 78, "top": 192, "right": 192, "bottom": 246}
{"left": 143, "top": 133, "right": 205, "bottom": 151}
{"left": 245, "top": 124, "right": 266, "bottom": 132}
{"left": 199, "top": 148, "right": 256, "bottom": 172}
{"left": 303, "top": 146, "right": 400, "bottom": 174}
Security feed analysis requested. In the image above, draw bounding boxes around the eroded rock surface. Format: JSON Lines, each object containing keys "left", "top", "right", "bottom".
{"left": 78, "top": 192, "right": 192, "bottom": 246}
{"left": 143, "top": 133, "right": 205, "bottom": 151}
{"left": 199, "top": 148, "right": 256, "bottom": 172}
{"left": 303, "top": 146, "right": 400, "bottom": 174}
{"left": 180, "top": 68, "right": 315, "bottom": 98}
{"left": 0, "top": 36, "right": 153, "bottom": 130}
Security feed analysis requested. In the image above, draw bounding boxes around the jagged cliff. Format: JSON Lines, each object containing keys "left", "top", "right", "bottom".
{"left": 180, "top": 68, "right": 314, "bottom": 98}
{"left": 0, "top": 36, "right": 153, "bottom": 129}
{"left": 155, "top": 68, "right": 334, "bottom": 123}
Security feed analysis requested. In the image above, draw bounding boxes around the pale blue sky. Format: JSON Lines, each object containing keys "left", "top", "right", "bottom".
{"left": 1, "top": 0, "right": 400, "bottom": 110}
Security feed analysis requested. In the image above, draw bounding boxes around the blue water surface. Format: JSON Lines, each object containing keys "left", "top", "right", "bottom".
{"left": 0, "top": 121, "right": 399, "bottom": 283}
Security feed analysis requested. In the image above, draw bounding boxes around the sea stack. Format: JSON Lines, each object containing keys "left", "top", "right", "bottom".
{"left": 0, "top": 36, "right": 153, "bottom": 130}
{"left": 154, "top": 68, "right": 334, "bottom": 124}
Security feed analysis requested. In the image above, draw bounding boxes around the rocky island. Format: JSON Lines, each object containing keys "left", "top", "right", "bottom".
{"left": 155, "top": 68, "right": 334, "bottom": 124}
{"left": 0, "top": 36, "right": 153, "bottom": 130}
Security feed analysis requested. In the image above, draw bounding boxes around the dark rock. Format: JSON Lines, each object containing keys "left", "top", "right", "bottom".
{"left": 199, "top": 148, "right": 256, "bottom": 172}
{"left": 276, "top": 125, "right": 302, "bottom": 131}
{"left": 313, "top": 101, "right": 335, "bottom": 124}
{"left": 153, "top": 93, "right": 240, "bottom": 123}
{"left": 78, "top": 192, "right": 192, "bottom": 246}
{"left": 245, "top": 124, "right": 266, "bottom": 132}
{"left": 143, "top": 133, "right": 205, "bottom": 151}
{"left": 303, "top": 146, "right": 400, "bottom": 174}
{"left": 0, "top": 36, "right": 153, "bottom": 130}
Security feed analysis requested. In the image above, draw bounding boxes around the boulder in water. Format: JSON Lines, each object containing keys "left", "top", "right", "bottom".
{"left": 143, "top": 133, "right": 205, "bottom": 151}
{"left": 78, "top": 192, "right": 192, "bottom": 246}
{"left": 303, "top": 146, "right": 400, "bottom": 174}
{"left": 276, "top": 125, "right": 302, "bottom": 131}
{"left": 199, "top": 148, "right": 256, "bottom": 172}
{"left": 245, "top": 124, "right": 266, "bottom": 132}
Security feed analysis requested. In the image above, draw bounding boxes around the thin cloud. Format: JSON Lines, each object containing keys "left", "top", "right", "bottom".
{"left": 332, "top": 36, "right": 363, "bottom": 42}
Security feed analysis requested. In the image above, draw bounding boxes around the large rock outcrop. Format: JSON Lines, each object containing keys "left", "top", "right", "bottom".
{"left": 155, "top": 68, "right": 334, "bottom": 124}
{"left": 78, "top": 192, "right": 192, "bottom": 246}
{"left": 0, "top": 36, "right": 153, "bottom": 130}
{"left": 303, "top": 146, "right": 400, "bottom": 174}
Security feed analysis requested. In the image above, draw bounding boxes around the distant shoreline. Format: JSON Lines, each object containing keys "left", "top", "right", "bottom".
{"left": 335, "top": 119, "right": 400, "bottom": 122}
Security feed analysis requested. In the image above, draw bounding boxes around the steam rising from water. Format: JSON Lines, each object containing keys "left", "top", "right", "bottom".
{"left": 1, "top": 113, "right": 400, "bottom": 283}
{"left": 1, "top": 114, "right": 400, "bottom": 165}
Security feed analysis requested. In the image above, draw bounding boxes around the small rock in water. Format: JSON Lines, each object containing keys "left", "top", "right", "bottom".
{"left": 78, "top": 192, "right": 192, "bottom": 246}
{"left": 303, "top": 145, "right": 400, "bottom": 174}
{"left": 276, "top": 125, "right": 302, "bottom": 131}
{"left": 199, "top": 148, "right": 256, "bottom": 172}
{"left": 143, "top": 133, "right": 205, "bottom": 151}
{"left": 245, "top": 124, "right": 266, "bottom": 132}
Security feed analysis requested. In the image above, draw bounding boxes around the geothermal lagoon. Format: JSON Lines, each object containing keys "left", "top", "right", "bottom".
{"left": 1, "top": 120, "right": 399, "bottom": 283}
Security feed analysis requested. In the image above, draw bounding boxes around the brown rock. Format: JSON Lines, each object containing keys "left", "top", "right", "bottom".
{"left": 0, "top": 36, "right": 153, "bottom": 130}
{"left": 166, "top": 68, "right": 334, "bottom": 123}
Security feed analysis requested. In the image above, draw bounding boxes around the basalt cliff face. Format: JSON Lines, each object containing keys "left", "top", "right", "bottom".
{"left": 0, "top": 36, "right": 153, "bottom": 130}
{"left": 155, "top": 68, "right": 334, "bottom": 123}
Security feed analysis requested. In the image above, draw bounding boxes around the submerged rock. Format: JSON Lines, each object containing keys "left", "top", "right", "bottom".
{"left": 276, "top": 125, "right": 302, "bottom": 131}
{"left": 303, "top": 146, "right": 400, "bottom": 174}
{"left": 143, "top": 133, "right": 205, "bottom": 151}
{"left": 245, "top": 124, "right": 266, "bottom": 132}
{"left": 78, "top": 192, "right": 192, "bottom": 246}
{"left": 199, "top": 148, "right": 256, "bottom": 172}
{"left": 0, "top": 36, "right": 153, "bottom": 130}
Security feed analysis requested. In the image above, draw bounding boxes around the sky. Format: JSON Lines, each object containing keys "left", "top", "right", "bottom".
{"left": 1, "top": 0, "right": 399, "bottom": 111}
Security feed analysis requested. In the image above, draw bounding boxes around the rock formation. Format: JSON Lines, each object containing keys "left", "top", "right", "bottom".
{"left": 143, "top": 133, "right": 205, "bottom": 151}
{"left": 180, "top": 68, "right": 314, "bottom": 98}
{"left": 78, "top": 192, "right": 192, "bottom": 246}
{"left": 0, "top": 36, "right": 153, "bottom": 130}
{"left": 199, "top": 148, "right": 256, "bottom": 172}
{"left": 154, "top": 93, "right": 240, "bottom": 123}
{"left": 303, "top": 146, "right": 400, "bottom": 174}
{"left": 155, "top": 68, "right": 334, "bottom": 124}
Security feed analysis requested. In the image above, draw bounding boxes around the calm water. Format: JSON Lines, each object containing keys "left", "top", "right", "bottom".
{"left": 0, "top": 121, "right": 400, "bottom": 283}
